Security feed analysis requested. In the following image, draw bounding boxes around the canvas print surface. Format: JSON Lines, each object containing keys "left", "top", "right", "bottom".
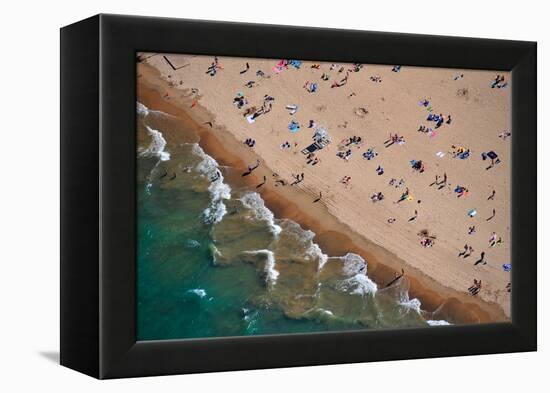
{"left": 136, "top": 53, "right": 511, "bottom": 340}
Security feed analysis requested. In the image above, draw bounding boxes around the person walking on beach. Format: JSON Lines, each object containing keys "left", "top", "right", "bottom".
{"left": 458, "top": 244, "right": 469, "bottom": 257}
{"left": 474, "top": 252, "right": 486, "bottom": 266}
{"left": 242, "top": 160, "right": 260, "bottom": 177}
{"left": 384, "top": 269, "right": 405, "bottom": 288}
{"left": 256, "top": 175, "right": 267, "bottom": 189}
{"left": 239, "top": 62, "right": 250, "bottom": 74}
{"left": 409, "top": 210, "right": 418, "bottom": 222}
{"left": 313, "top": 191, "right": 322, "bottom": 203}
{"left": 488, "top": 189, "right": 496, "bottom": 200}
{"left": 468, "top": 279, "right": 482, "bottom": 295}
{"left": 486, "top": 208, "right": 496, "bottom": 221}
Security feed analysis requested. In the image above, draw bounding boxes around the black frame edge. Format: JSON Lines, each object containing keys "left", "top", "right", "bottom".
{"left": 510, "top": 42, "right": 537, "bottom": 350}
{"left": 63, "top": 14, "right": 537, "bottom": 379}
{"left": 60, "top": 15, "right": 101, "bottom": 378}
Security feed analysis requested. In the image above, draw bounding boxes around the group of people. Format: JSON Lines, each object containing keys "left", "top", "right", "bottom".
{"left": 225, "top": 58, "right": 509, "bottom": 301}
{"left": 305, "top": 153, "right": 320, "bottom": 166}
{"left": 384, "top": 133, "right": 405, "bottom": 147}
{"left": 491, "top": 74, "right": 507, "bottom": 89}
{"left": 336, "top": 148, "right": 353, "bottom": 160}
{"left": 205, "top": 57, "right": 222, "bottom": 76}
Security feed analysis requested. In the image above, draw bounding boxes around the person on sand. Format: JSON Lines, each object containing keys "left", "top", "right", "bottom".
{"left": 474, "top": 252, "right": 486, "bottom": 266}
{"left": 408, "top": 210, "right": 418, "bottom": 222}
{"left": 313, "top": 192, "right": 322, "bottom": 203}
{"left": 429, "top": 174, "right": 440, "bottom": 187}
{"left": 468, "top": 225, "right": 476, "bottom": 235}
{"left": 384, "top": 269, "right": 405, "bottom": 288}
{"left": 256, "top": 176, "right": 267, "bottom": 189}
{"left": 242, "top": 160, "right": 260, "bottom": 177}
{"left": 486, "top": 208, "right": 496, "bottom": 221}
{"left": 239, "top": 62, "right": 250, "bottom": 74}
{"left": 340, "top": 176, "right": 351, "bottom": 187}
{"left": 488, "top": 189, "right": 496, "bottom": 200}
{"left": 387, "top": 218, "right": 396, "bottom": 224}
{"left": 458, "top": 244, "right": 469, "bottom": 257}
{"left": 468, "top": 279, "right": 482, "bottom": 295}
{"left": 396, "top": 188, "right": 411, "bottom": 203}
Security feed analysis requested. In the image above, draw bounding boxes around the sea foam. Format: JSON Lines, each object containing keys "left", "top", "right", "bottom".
{"left": 137, "top": 101, "right": 150, "bottom": 117}
{"left": 191, "top": 144, "right": 231, "bottom": 225}
{"left": 398, "top": 292, "right": 422, "bottom": 314}
{"left": 336, "top": 253, "right": 378, "bottom": 295}
{"left": 240, "top": 192, "right": 282, "bottom": 236}
{"left": 242, "top": 249, "right": 279, "bottom": 288}
{"left": 187, "top": 288, "right": 207, "bottom": 298}
{"left": 140, "top": 125, "right": 171, "bottom": 161}
{"left": 426, "top": 319, "right": 452, "bottom": 326}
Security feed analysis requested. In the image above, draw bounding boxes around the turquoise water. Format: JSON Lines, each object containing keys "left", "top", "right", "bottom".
{"left": 136, "top": 103, "right": 445, "bottom": 341}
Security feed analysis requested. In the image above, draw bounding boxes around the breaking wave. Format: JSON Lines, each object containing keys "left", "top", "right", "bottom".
{"left": 242, "top": 249, "right": 279, "bottom": 288}
{"left": 187, "top": 288, "right": 207, "bottom": 298}
{"left": 140, "top": 125, "right": 171, "bottom": 161}
{"left": 336, "top": 253, "right": 378, "bottom": 295}
{"left": 240, "top": 192, "right": 282, "bottom": 236}
{"left": 137, "top": 101, "right": 150, "bottom": 117}
{"left": 191, "top": 144, "right": 231, "bottom": 225}
{"left": 426, "top": 319, "right": 451, "bottom": 326}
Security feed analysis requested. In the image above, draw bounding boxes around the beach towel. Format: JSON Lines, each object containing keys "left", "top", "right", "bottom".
{"left": 502, "top": 264, "right": 512, "bottom": 272}
{"left": 285, "top": 104, "right": 298, "bottom": 115}
{"left": 246, "top": 115, "right": 256, "bottom": 124}
{"left": 288, "top": 121, "right": 300, "bottom": 133}
{"left": 288, "top": 60, "right": 302, "bottom": 69}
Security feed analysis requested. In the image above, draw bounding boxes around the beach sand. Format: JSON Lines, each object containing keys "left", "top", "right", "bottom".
{"left": 137, "top": 53, "right": 511, "bottom": 323}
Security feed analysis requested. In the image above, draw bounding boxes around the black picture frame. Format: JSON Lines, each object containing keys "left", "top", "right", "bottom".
{"left": 60, "top": 14, "right": 537, "bottom": 379}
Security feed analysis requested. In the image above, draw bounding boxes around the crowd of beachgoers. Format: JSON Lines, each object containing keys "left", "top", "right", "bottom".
{"left": 140, "top": 52, "right": 512, "bottom": 314}
{"left": 201, "top": 58, "right": 510, "bottom": 298}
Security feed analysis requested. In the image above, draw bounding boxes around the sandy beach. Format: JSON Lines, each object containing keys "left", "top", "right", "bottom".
{"left": 137, "top": 53, "right": 511, "bottom": 324}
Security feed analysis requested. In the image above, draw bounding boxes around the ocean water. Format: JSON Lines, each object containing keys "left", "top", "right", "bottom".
{"left": 136, "top": 103, "right": 446, "bottom": 341}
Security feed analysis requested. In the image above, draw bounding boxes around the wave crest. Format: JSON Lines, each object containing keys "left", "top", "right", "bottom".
{"left": 140, "top": 125, "right": 171, "bottom": 161}
{"left": 191, "top": 144, "right": 231, "bottom": 224}
{"left": 240, "top": 192, "right": 282, "bottom": 236}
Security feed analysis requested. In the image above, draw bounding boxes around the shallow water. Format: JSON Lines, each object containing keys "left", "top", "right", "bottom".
{"left": 136, "top": 103, "right": 445, "bottom": 341}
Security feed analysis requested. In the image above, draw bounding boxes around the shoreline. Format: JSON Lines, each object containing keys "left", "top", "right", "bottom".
{"left": 137, "top": 62, "right": 508, "bottom": 324}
